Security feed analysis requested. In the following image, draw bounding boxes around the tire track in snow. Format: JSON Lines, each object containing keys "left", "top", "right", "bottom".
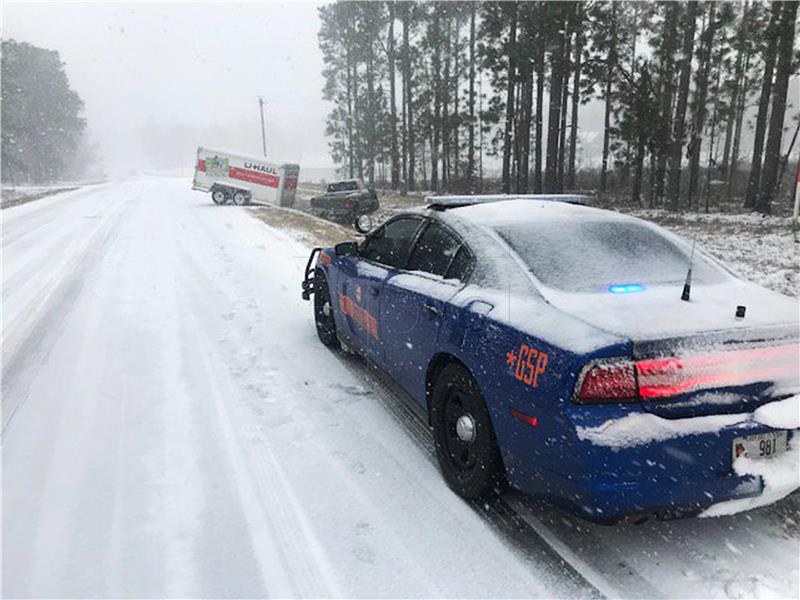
{"left": 2, "top": 193, "right": 132, "bottom": 434}
{"left": 174, "top": 232, "right": 343, "bottom": 597}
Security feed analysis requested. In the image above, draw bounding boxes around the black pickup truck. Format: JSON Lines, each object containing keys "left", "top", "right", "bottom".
{"left": 310, "top": 179, "right": 379, "bottom": 224}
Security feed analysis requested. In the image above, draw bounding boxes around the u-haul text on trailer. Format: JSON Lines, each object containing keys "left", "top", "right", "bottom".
{"left": 192, "top": 147, "right": 300, "bottom": 207}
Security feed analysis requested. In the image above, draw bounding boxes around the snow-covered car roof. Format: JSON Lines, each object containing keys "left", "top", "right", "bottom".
{"left": 441, "top": 198, "right": 631, "bottom": 226}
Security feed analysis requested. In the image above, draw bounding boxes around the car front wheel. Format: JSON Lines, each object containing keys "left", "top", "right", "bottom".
{"left": 430, "top": 363, "right": 504, "bottom": 498}
{"left": 314, "top": 270, "right": 340, "bottom": 348}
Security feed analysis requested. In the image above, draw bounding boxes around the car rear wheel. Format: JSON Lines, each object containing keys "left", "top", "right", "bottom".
{"left": 232, "top": 191, "right": 249, "bottom": 206}
{"left": 212, "top": 189, "right": 228, "bottom": 205}
{"left": 314, "top": 270, "right": 340, "bottom": 348}
{"left": 431, "top": 363, "right": 504, "bottom": 498}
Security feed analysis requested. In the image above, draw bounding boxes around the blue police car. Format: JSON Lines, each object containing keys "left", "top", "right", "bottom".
{"left": 301, "top": 196, "right": 799, "bottom": 522}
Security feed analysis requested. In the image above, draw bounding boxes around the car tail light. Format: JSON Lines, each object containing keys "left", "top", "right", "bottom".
{"left": 576, "top": 361, "right": 638, "bottom": 401}
{"left": 575, "top": 343, "right": 799, "bottom": 403}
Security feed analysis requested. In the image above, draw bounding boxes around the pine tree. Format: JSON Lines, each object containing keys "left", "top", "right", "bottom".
{"left": 744, "top": 1, "right": 782, "bottom": 209}
{"left": 757, "top": 0, "right": 799, "bottom": 213}
{"left": 667, "top": 0, "right": 699, "bottom": 210}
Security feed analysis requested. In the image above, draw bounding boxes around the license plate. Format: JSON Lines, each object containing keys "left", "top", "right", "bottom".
{"left": 732, "top": 431, "right": 788, "bottom": 461}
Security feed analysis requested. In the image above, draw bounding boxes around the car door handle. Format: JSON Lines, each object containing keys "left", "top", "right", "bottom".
{"left": 370, "top": 286, "right": 380, "bottom": 297}
{"left": 423, "top": 303, "right": 439, "bottom": 320}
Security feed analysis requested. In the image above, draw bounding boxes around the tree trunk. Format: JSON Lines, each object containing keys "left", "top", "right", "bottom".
{"left": 403, "top": 5, "right": 415, "bottom": 191}
{"left": 365, "top": 40, "right": 376, "bottom": 186}
{"left": 557, "top": 11, "right": 572, "bottom": 192}
{"left": 744, "top": 2, "right": 781, "bottom": 209}
{"left": 501, "top": 3, "right": 518, "bottom": 194}
{"left": 653, "top": 1, "right": 680, "bottom": 206}
{"left": 432, "top": 9, "right": 441, "bottom": 192}
{"left": 686, "top": 2, "right": 717, "bottom": 209}
{"left": 667, "top": 0, "right": 699, "bottom": 210}
{"left": 545, "top": 5, "right": 566, "bottom": 193}
{"left": 703, "top": 40, "right": 725, "bottom": 212}
{"left": 516, "top": 4, "right": 534, "bottom": 194}
{"left": 442, "top": 13, "right": 451, "bottom": 190}
{"left": 757, "top": 0, "right": 798, "bottom": 214}
{"left": 533, "top": 3, "right": 545, "bottom": 193}
{"left": 345, "top": 23, "right": 355, "bottom": 179}
{"left": 728, "top": 37, "right": 752, "bottom": 202}
{"left": 567, "top": 2, "right": 583, "bottom": 191}
{"left": 466, "top": 4, "right": 476, "bottom": 189}
{"left": 599, "top": 1, "right": 617, "bottom": 195}
{"left": 388, "top": 1, "right": 400, "bottom": 189}
{"left": 452, "top": 14, "right": 460, "bottom": 183}
{"left": 720, "top": 2, "right": 749, "bottom": 179}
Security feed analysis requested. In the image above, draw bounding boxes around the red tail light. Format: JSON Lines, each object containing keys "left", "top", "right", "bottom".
{"left": 577, "top": 361, "right": 637, "bottom": 400}
{"left": 575, "top": 343, "right": 799, "bottom": 403}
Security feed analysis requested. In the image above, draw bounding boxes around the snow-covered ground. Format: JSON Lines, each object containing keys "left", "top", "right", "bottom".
{"left": 3, "top": 177, "right": 798, "bottom": 598}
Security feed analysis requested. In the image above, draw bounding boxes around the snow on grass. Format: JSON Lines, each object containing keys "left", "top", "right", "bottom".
{"left": 627, "top": 209, "right": 799, "bottom": 297}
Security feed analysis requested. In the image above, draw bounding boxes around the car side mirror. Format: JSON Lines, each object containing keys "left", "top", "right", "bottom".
{"left": 354, "top": 214, "right": 374, "bottom": 234}
{"left": 335, "top": 241, "right": 359, "bottom": 257}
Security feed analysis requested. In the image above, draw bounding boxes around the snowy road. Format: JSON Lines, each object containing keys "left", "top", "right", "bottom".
{"left": 3, "top": 178, "right": 798, "bottom": 599}
{"left": 2, "top": 178, "right": 590, "bottom": 598}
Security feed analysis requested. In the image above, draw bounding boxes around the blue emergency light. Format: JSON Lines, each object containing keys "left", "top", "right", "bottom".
{"left": 608, "top": 284, "right": 645, "bottom": 294}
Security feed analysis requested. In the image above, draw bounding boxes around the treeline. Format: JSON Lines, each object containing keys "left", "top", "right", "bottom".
{"left": 1, "top": 40, "right": 88, "bottom": 185}
{"left": 318, "top": 1, "right": 799, "bottom": 214}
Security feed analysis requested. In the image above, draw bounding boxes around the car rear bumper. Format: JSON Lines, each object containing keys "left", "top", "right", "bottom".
{"left": 555, "top": 470, "right": 764, "bottom": 523}
{"left": 506, "top": 418, "right": 793, "bottom": 523}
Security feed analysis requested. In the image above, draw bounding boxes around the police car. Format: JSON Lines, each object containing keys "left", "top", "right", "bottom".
{"left": 301, "top": 195, "right": 799, "bottom": 522}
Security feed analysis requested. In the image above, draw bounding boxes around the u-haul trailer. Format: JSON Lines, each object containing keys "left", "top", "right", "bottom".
{"left": 192, "top": 147, "right": 299, "bottom": 207}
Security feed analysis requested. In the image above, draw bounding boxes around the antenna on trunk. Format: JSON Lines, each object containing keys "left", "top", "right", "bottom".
{"left": 681, "top": 238, "right": 696, "bottom": 302}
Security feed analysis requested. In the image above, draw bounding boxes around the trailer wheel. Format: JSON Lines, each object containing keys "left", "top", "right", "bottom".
{"left": 212, "top": 189, "right": 227, "bottom": 205}
{"left": 232, "top": 191, "right": 249, "bottom": 206}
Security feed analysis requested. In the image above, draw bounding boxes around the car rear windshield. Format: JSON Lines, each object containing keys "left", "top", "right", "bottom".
{"left": 327, "top": 181, "right": 358, "bottom": 192}
{"left": 496, "top": 219, "right": 728, "bottom": 292}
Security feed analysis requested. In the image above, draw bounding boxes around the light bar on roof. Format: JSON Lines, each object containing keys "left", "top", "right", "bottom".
{"left": 426, "top": 194, "right": 590, "bottom": 209}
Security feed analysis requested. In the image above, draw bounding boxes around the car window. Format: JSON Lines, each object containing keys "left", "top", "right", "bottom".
{"left": 406, "top": 222, "right": 461, "bottom": 277}
{"left": 359, "top": 217, "right": 422, "bottom": 268}
{"left": 327, "top": 181, "right": 358, "bottom": 192}
{"left": 444, "top": 245, "right": 473, "bottom": 282}
{"left": 496, "top": 219, "right": 728, "bottom": 292}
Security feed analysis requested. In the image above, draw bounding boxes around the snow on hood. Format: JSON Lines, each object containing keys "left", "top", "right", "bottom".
{"left": 540, "top": 279, "right": 798, "bottom": 342}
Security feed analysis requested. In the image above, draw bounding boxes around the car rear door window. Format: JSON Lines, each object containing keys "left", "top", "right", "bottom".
{"left": 444, "top": 245, "right": 473, "bottom": 282}
{"left": 360, "top": 217, "right": 422, "bottom": 268}
{"left": 406, "top": 222, "right": 462, "bottom": 277}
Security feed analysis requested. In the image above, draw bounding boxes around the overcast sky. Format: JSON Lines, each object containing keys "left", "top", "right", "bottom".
{"left": 4, "top": 2, "right": 797, "bottom": 181}
{"left": 5, "top": 1, "right": 333, "bottom": 177}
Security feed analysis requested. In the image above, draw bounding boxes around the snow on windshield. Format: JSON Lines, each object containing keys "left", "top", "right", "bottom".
{"left": 496, "top": 219, "right": 727, "bottom": 292}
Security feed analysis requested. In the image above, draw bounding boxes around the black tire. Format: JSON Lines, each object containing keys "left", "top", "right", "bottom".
{"left": 232, "top": 191, "right": 249, "bottom": 206}
{"left": 314, "top": 270, "right": 340, "bottom": 348}
{"left": 211, "top": 188, "right": 227, "bottom": 205}
{"left": 430, "top": 363, "right": 504, "bottom": 498}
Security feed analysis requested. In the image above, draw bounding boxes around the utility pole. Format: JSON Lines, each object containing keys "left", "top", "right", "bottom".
{"left": 258, "top": 96, "right": 267, "bottom": 157}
